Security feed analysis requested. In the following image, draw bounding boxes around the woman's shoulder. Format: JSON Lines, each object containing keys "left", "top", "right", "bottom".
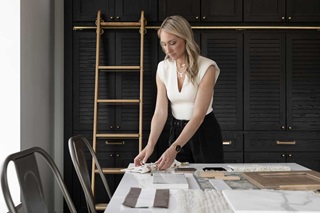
{"left": 196, "top": 55, "right": 220, "bottom": 82}
{"left": 157, "top": 58, "right": 174, "bottom": 70}
{"left": 197, "top": 55, "right": 217, "bottom": 66}
{"left": 198, "top": 55, "right": 219, "bottom": 72}
{"left": 159, "top": 58, "right": 174, "bottom": 65}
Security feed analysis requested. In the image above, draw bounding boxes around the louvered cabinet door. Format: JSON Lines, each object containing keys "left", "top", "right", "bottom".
{"left": 202, "top": 32, "right": 243, "bottom": 131}
{"left": 115, "top": 31, "right": 157, "bottom": 131}
{"left": 73, "top": 31, "right": 116, "bottom": 131}
{"left": 244, "top": 32, "right": 286, "bottom": 131}
{"left": 286, "top": 32, "right": 320, "bottom": 131}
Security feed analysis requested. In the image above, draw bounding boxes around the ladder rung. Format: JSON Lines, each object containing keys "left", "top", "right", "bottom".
{"left": 98, "top": 66, "right": 140, "bottom": 70}
{"left": 96, "top": 133, "right": 140, "bottom": 138}
{"left": 101, "top": 22, "right": 141, "bottom": 27}
{"left": 97, "top": 99, "right": 140, "bottom": 104}
{"left": 95, "top": 203, "right": 107, "bottom": 211}
{"left": 96, "top": 168, "right": 125, "bottom": 174}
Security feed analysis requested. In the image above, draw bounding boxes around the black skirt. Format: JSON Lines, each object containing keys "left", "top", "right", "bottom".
{"left": 169, "top": 111, "right": 224, "bottom": 163}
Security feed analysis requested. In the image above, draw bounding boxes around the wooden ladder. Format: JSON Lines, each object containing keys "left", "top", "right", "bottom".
{"left": 91, "top": 10, "right": 145, "bottom": 210}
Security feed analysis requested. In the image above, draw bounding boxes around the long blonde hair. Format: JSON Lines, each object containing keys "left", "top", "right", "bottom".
{"left": 158, "top": 16, "right": 200, "bottom": 84}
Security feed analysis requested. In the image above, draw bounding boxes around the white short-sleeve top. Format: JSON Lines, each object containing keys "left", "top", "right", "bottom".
{"left": 157, "top": 55, "right": 220, "bottom": 120}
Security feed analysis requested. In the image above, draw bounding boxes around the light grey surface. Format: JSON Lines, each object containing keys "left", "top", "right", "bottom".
{"left": 105, "top": 163, "right": 309, "bottom": 213}
{"left": 21, "top": 0, "right": 64, "bottom": 212}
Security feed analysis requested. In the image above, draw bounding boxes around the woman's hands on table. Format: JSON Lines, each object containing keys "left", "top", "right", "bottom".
{"left": 134, "top": 145, "right": 177, "bottom": 170}
{"left": 134, "top": 144, "right": 154, "bottom": 167}
{"left": 155, "top": 146, "right": 177, "bottom": 170}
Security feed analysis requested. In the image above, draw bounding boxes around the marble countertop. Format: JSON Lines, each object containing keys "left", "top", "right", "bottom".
{"left": 223, "top": 189, "right": 320, "bottom": 213}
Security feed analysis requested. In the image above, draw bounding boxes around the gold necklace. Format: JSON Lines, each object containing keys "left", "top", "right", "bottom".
{"left": 176, "top": 63, "right": 186, "bottom": 78}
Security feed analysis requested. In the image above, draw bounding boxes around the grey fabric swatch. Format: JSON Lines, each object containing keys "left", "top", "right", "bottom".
{"left": 122, "top": 187, "right": 142, "bottom": 208}
{"left": 122, "top": 187, "right": 169, "bottom": 208}
{"left": 153, "top": 189, "right": 169, "bottom": 208}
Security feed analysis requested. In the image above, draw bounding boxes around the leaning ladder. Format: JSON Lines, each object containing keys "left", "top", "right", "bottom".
{"left": 91, "top": 10, "right": 145, "bottom": 210}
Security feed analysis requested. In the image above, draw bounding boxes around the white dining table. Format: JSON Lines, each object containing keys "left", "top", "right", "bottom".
{"left": 104, "top": 163, "right": 318, "bottom": 213}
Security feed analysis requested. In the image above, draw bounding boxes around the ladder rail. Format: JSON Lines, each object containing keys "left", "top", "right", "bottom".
{"left": 91, "top": 10, "right": 102, "bottom": 194}
{"left": 139, "top": 11, "right": 145, "bottom": 152}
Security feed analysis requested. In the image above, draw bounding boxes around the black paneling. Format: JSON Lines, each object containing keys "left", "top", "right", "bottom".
{"left": 159, "top": 0, "right": 242, "bottom": 22}
{"left": 244, "top": 32, "right": 286, "bottom": 130}
{"left": 287, "top": 0, "right": 320, "bottom": 22}
{"left": 115, "top": 0, "right": 158, "bottom": 22}
{"left": 286, "top": 33, "right": 320, "bottom": 130}
{"left": 74, "top": 0, "right": 157, "bottom": 22}
{"left": 73, "top": 0, "right": 109, "bottom": 21}
{"left": 244, "top": 0, "right": 285, "bottom": 22}
{"left": 201, "top": 0, "right": 242, "bottom": 22}
{"left": 73, "top": 31, "right": 116, "bottom": 131}
{"left": 158, "top": 0, "right": 200, "bottom": 21}
{"left": 202, "top": 32, "right": 243, "bottom": 131}
{"left": 244, "top": 132, "right": 320, "bottom": 152}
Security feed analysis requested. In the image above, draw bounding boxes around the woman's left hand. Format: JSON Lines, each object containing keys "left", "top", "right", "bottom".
{"left": 155, "top": 146, "right": 177, "bottom": 170}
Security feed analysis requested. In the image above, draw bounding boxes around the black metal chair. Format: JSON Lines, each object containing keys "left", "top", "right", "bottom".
{"left": 68, "top": 135, "right": 112, "bottom": 213}
{"left": 0, "top": 147, "right": 76, "bottom": 213}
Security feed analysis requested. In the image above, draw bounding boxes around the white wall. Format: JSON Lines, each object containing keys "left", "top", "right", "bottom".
{"left": 0, "top": 1, "right": 21, "bottom": 212}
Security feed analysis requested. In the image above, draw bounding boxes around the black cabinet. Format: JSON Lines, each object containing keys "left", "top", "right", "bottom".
{"left": 244, "top": 32, "right": 286, "bottom": 131}
{"left": 244, "top": 132, "right": 320, "bottom": 171}
{"left": 286, "top": 33, "right": 320, "bottom": 131}
{"left": 73, "top": 30, "right": 157, "bottom": 132}
{"left": 244, "top": 0, "right": 320, "bottom": 22}
{"left": 159, "top": 0, "right": 242, "bottom": 22}
{"left": 244, "top": 31, "right": 320, "bottom": 131}
{"left": 201, "top": 31, "right": 243, "bottom": 131}
{"left": 74, "top": 0, "right": 157, "bottom": 22}
{"left": 222, "top": 132, "right": 244, "bottom": 163}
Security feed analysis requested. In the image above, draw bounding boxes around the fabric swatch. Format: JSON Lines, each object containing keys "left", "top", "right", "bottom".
{"left": 122, "top": 187, "right": 169, "bottom": 208}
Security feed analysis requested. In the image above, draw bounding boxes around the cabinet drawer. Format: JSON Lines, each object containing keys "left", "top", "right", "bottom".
{"left": 224, "top": 152, "right": 243, "bottom": 163}
{"left": 245, "top": 132, "right": 320, "bottom": 152}
{"left": 96, "top": 138, "right": 139, "bottom": 152}
{"left": 222, "top": 131, "right": 243, "bottom": 152}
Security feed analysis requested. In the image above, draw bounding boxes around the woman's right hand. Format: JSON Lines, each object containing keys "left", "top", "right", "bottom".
{"left": 134, "top": 144, "right": 155, "bottom": 167}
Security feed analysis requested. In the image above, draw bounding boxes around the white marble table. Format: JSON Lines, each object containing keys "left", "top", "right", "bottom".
{"left": 104, "top": 163, "right": 319, "bottom": 213}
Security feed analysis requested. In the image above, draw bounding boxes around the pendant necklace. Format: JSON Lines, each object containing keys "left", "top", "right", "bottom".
{"left": 176, "top": 63, "right": 186, "bottom": 78}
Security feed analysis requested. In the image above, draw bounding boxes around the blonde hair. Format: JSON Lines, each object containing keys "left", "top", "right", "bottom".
{"left": 158, "top": 16, "right": 200, "bottom": 84}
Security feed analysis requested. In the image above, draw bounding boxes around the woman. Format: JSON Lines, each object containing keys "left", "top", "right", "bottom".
{"left": 134, "top": 15, "right": 223, "bottom": 170}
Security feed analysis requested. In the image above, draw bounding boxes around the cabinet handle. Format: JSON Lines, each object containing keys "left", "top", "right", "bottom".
{"left": 116, "top": 154, "right": 120, "bottom": 157}
{"left": 281, "top": 17, "right": 285, "bottom": 20}
{"left": 116, "top": 125, "right": 120, "bottom": 129}
{"left": 110, "top": 125, "right": 113, "bottom": 129}
{"left": 287, "top": 154, "right": 292, "bottom": 157}
{"left": 105, "top": 141, "right": 125, "bottom": 145}
{"left": 110, "top": 154, "right": 113, "bottom": 157}
{"left": 195, "top": 16, "right": 199, "bottom": 20}
{"left": 202, "top": 16, "right": 206, "bottom": 20}
{"left": 288, "top": 16, "right": 292, "bottom": 20}
{"left": 276, "top": 141, "right": 296, "bottom": 145}
{"left": 281, "top": 126, "right": 285, "bottom": 130}
{"left": 281, "top": 154, "right": 286, "bottom": 157}
{"left": 116, "top": 16, "right": 120, "bottom": 20}
{"left": 223, "top": 141, "right": 232, "bottom": 145}
{"left": 110, "top": 16, "right": 114, "bottom": 20}
{"left": 288, "top": 126, "right": 292, "bottom": 130}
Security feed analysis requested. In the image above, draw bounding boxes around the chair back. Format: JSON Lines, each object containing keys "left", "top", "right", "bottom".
{"left": 1, "top": 147, "right": 76, "bottom": 213}
{"left": 68, "top": 135, "right": 112, "bottom": 213}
